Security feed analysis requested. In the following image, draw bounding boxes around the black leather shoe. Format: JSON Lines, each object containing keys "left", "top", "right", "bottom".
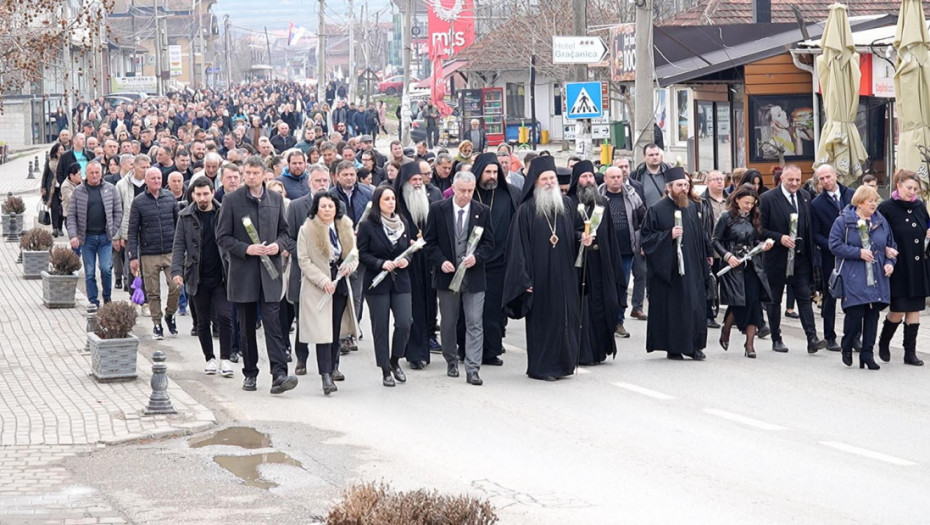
{"left": 784, "top": 310, "right": 800, "bottom": 319}
{"left": 772, "top": 340, "right": 789, "bottom": 353}
{"left": 707, "top": 319, "right": 721, "bottom": 329}
{"left": 482, "top": 357, "right": 504, "bottom": 366}
{"left": 228, "top": 351, "right": 239, "bottom": 363}
{"left": 447, "top": 362, "right": 459, "bottom": 378}
{"left": 757, "top": 325, "right": 771, "bottom": 339}
{"left": 270, "top": 375, "right": 298, "bottom": 394}
{"left": 530, "top": 374, "right": 558, "bottom": 381}
{"left": 409, "top": 360, "right": 425, "bottom": 370}
{"left": 242, "top": 377, "right": 257, "bottom": 391}
{"left": 295, "top": 362, "right": 307, "bottom": 375}
{"left": 332, "top": 369, "right": 345, "bottom": 381}
{"left": 826, "top": 339, "right": 841, "bottom": 352}
{"left": 190, "top": 327, "right": 198, "bottom": 337}
{"left": 466, "top": 371, "right": 483, "bottom": 386}
{"left": 691, "top": 349, "right": 706, "bottom": 361}
{"left": 666, "top": 352, "right": 684, "bottom": 360}
{"left": 392, "top": 366, "right": 406, "bottom": 383}
{"left": 383, "top": 375, "right": 396, "bottom": 387}
{"left": 321, "top": 374, "right": 337, "bottom": 396}
{"left": 285, "top": 347, "right": 293, "bottom": 362}
{"left": 807, "top": 339, "right": 826, "bottom": 354}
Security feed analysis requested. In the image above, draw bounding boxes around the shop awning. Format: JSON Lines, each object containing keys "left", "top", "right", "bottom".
{"left": 414, "top": 59, "right": 469, "bottom": 89}
{"left": 654, "top": 15, "right": 894, "bottom": 87}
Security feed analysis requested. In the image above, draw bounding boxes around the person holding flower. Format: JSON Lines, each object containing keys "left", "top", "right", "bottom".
{"left": 296, "top": 192, "right": 359, "bottom": 396}
{"left": 828, "top": 185, "right": 897, "bottom": 370}
{"left": 357, "top": 186, "right": 413, "bottom": 387}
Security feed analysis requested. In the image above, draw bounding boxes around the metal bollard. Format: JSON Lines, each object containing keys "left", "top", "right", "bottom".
{"left": 6, "top": 212, "right": 20, "bottom": 243}
{"left": 33, "top": 156, "right": 38, "bottom": 174}
{"left": 143, "top": 351, "right": 177, "bottom": 415}
{"left": 27, "top": 161, "right": 34, "bottom": 179}
{"left": 84, "top": 304, "right": 98, "bottom": 351}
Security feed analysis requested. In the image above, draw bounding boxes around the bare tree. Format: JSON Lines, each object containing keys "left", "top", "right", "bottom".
{"left": 0, "top": 0, "right": 113, "bottom": 109}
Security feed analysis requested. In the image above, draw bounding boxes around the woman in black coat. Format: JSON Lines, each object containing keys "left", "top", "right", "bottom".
{"left": 358, "top": 185, "right": 413, "bottom": 387}
{"left": 40, "top": 143, "right": 64, "bottom": 237}
{"left": 876, "top": 170, "right": 930, "bottom": 366}
{"left": 713, "top": 185, "right": 774, "bottom": 358}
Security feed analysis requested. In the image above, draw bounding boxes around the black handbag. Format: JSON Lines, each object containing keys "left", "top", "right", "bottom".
{"left": 828, "top": 228, "right": 849, "bottom": 298}
{"left": 36, "top": 201, "right": 51, "bottom": 226}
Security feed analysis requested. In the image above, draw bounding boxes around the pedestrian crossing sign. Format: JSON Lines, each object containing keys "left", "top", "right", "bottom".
{"left": 566, "top": 82, "right": 603, "bottom": 120}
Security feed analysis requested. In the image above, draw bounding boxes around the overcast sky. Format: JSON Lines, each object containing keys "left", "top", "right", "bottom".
{"left": 213, "top": 0, "right": 394, "bottom": 34}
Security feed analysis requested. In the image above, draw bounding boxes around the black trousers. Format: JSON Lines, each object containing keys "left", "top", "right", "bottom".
{"left": 237, "top": 294, "right": 288, "bottom": 380}
{"left": 842, "top": 303, "right": 881, "bottom": 355}
{"left": 821, "top": 277, "right": 839, "bottom": 342}
{"left": 293, "top": 300, "right": 311, "bottom": 364}
{"left": 51, "top": 192, "right": 63, "bottom": 231}
{"left": 316, "top": 293, "right": 348, "bottom": 375}
{"left": 279, "top": 299, "right": 294, "bottom": 350}
{"left": 366, "top": 292, "right": 411, "bottom": 370}
{"left": 191, "top": 277, "right": 232, "bottom": 361}
{"left": 480, "top": 264, "right": 506, "bottom": 360}
{"left": 766, "top": 254, "right": 818, "bottom": 343}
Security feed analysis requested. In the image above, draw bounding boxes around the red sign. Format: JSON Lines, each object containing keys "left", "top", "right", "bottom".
{"left": 427, "top": 0, "right": 476, "bottom": 60}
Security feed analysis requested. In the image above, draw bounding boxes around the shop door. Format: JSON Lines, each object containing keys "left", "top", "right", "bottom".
{"left": 696, "top": 101, "right": 732, "bottom": 173}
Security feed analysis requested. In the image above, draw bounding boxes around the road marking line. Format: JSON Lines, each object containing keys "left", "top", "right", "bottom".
{"left": 819, "top": 441, "right": 917, "bottom": 466}
{"left": 611, "top": 382, "right": 675, "bottom": 400}
{"left": 703, "top": 409, "right": 787, "bottom": 431}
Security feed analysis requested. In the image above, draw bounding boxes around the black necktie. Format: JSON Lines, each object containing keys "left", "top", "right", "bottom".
{"left": 790, "top": 192, "right": 798, "bottom": 213}
{"left": 456, "top": 209, "right": 465, "bottom": 236}
{"left": 832, "top": 193, "right": 840, "bottom": 211}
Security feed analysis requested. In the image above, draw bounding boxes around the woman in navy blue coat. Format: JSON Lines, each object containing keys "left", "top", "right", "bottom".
{"left": 829, "top": 186, "right": 897, "bottom": 370}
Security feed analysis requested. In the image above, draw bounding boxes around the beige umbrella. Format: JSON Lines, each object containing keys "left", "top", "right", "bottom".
{"left": 814, "top": 3, "right": 868, "bottom": 187}
{"left": 894, "top": 0, "right": 930, "bottom": 197}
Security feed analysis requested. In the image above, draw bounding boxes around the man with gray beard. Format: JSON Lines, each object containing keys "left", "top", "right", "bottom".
{"left": 503, "top": 156, "right": 591, "bottom": 381}
{"left": 640, "top": 167, "right": 713, "bottom": 360}
{"left": 567, "top": 161, "right": 626, "bottom": 365}
{"left": 394, "top": 160, "right": 441, "bottom": 369}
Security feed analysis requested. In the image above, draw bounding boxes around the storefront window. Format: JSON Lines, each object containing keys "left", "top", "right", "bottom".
{"left": 506, "top": 82, "right": 525, "bottom": 119}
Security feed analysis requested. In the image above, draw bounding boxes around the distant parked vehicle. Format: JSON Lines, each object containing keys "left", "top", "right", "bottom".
{"left": 378, "top": 75, "right": 411, "bottom": 96}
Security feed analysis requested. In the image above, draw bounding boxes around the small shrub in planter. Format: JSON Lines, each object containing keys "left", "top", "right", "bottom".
{"left": 326, "top": 481, "right": 498, "bottom": 525}
{"left": 90, "top": 301, "right": 140, "bottom": 382}
{"left": 1, "top": 195, "right": 26, "bottom": 238}
{"left": 20, "top": 228, "right": 54, "bottom": 279}
{"left": 41, "top": 247, "right": 82, "bottom": 308}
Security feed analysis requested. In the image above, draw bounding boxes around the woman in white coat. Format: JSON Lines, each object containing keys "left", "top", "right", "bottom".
{"left": 297, "top": 192, "right": 359, "bottom": 395}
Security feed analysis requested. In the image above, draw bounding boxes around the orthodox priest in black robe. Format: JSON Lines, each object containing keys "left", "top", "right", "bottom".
{"left": 567, "top": 160, "right": 626, "bottom": 365}
{"left": 503, "top": 156, "right": 590, "bottom": 380}
{"left": 640, "top": 167, "right": 713, "bottom": 360}
{"left": 462, "top": 152, "right": 520, "bottom": 365}
{"left": 394, "top": 159, "right": 441, "bottom": 368}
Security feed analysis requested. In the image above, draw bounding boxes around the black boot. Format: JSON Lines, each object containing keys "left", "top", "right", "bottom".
{"left": 859, "top": 350, "right": 880, "bottom": 370}
{"left": 878, "top": 318, "right": 900, "bottom": 363}
{"left": 321, "top": 373, "right": 337, "bottom": 395}
{"left": 903, "top": 323, "right": 924, "bottom": 366}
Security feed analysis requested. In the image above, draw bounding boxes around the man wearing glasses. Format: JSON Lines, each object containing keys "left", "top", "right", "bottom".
{"left": 702, "top": 171, "right": 728, "bottom": 329}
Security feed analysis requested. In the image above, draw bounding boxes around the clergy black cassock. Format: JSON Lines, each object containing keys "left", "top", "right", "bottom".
{"left": 394, "top": 161, "right": 441, "bottom": 364}
{"left": 503, "top": 156, "right": 584, "bottom": 378}
{"left": 640, "top": 189, "right": 712, "bottom": 356}
{"left": 567, "top": 161, "right": 626, "bottom": 365}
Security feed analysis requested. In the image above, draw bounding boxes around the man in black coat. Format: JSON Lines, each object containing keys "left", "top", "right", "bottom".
{"left": 57, "top": 132, "right": 93, "bottom": 184}
{"left": 809, "top": 164, "right": 853, "bottom": 351}
{"left": 424, "top": 171, "right": 494, "bottom": 385}
{"left": 216, "top": 155, "right": 298, "bottom": 395}
{"left": 760, "top": 164, "right": 826, "bottom": 354}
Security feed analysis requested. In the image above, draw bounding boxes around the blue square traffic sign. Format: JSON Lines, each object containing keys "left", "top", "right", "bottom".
{"left": 565, "top": 82, "right": 603, "bottom": 120}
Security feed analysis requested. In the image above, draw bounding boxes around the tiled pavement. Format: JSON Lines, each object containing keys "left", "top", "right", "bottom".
{"left": 0, "top": 149, "right": 216, "bottom": 522}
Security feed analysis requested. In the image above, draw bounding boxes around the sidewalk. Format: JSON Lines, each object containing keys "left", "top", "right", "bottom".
{"left": 0, "top": 151, "right": 216, "bottom": 523}
{"left": 0, "top": 146, "right": 51, "bottom": 197}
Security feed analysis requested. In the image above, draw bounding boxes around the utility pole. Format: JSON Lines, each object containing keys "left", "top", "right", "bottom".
{"left": 152, "top": 0, "right": 163, "bottom": 96}
{"left": 400, "top": 0, "right": 413, "bottom": 145}
{"left": 264, "top": 26, "right": 273, "bottom": 78}
{"left": 224, "top": 15, "right": 231, "bottom": 86}
{"left": 347, "top": 0, "right": 356, "bottom": 103}
{"left": 198, "top": 0, "right": 206, "bottom": 87}
{"left": 318, "top": 0, "right": 326, "bottom": 104}
{"left": 633, "top": 0, "right": 655, "bottom": 163}
{"left": 62, "top": 0, "right": 73, "bottom": 128}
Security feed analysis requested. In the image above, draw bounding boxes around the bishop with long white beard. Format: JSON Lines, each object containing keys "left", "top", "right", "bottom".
{"left": 503, "top": 156, "right": 591, "bottom": 381}
{"left": 394, "top": 160, "right": 440, "bottom": 369}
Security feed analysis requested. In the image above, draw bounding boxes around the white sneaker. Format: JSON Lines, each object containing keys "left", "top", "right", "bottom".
{"left": 204, "top": 358, "right": 217, "bottom": 375}
{"left": 220, "top": 359, "right": 234, "bottom": 378}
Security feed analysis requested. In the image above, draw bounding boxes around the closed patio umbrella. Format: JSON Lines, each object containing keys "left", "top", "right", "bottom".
{"left": 814, "top": 3, "right": 868, "bottom": 186}
{"left": 894, "top": 0, "right": 930, "bottom": 196}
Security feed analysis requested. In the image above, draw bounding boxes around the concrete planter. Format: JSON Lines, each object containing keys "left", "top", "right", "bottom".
{"left": 2, "top": 212, "right": 23, "bottom": 240}
{"left": 22, "top": 250, "right": 50, "bottom": 279}
{"left": 89, "top": 333, "right": 139, "bottom": 382}
{"left": 41, "top": 271, "right": 80, "bottom": 308}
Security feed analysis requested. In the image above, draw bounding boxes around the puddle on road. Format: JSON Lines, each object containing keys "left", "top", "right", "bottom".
{"left": 212, "top": 452, "right": 303, "bottom": 489}
{"left": 189, "top": 426, "right": 271, "bottom": 449}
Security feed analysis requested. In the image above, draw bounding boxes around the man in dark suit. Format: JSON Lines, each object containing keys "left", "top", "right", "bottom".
{"left": 760, "top": 164, "right": 826, "bottom": 354}
{"left": 809, "top": 164, "right": 853, "bottom": 351}
{"left": 424, "top": 171, "right": 494, "bottom": 385}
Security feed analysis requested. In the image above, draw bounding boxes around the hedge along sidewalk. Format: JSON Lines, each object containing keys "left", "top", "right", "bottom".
{"left": 0, "top": 235, "right": 216, "bottom": 447}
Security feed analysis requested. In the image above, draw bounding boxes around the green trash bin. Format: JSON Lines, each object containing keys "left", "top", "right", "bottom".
{"left": 610, "top": 121, "right": 629, "bottom": 150}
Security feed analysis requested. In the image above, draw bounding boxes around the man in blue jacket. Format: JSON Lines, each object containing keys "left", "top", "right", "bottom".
{"left": 276, "top": 150, "right": 310, "bottom": 200}
{"left": 810, "top": 164, "right": 853, "bottom": 351}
